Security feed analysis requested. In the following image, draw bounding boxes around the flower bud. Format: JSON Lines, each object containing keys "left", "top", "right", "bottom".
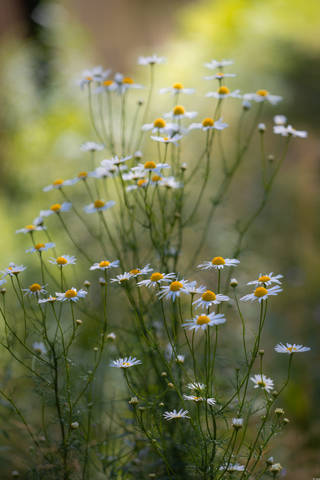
{"left": 76, "top": 319, "right": 83, "bottom": 326}
{"left": 258, "top": 123, "right": 266, "bottom": 132}
{"left": 268, "top": 154, "right": 275, "bottom": 162}
{"left": 275, "top": 408, "right": 284, "bottom": 416}
{"left": 232, "top": 418, "right": 243, "bottom": 429}
{"left": 270, "top": 463, "right": 282, "bottom": 473}
{"left": 230, "top": 278, "right": 238, "bottom": 288}
{"left": 11, "top": 472, "right": 20, "bottom": 478}
{"left": 83, "top": 280, "right": 91, "bottom": 288}
{"left": 259, "top": 349, "right": 265, "bottom": 356}
{"left": 266, "top": 457, "right": 274, "bottom": 465}
{"left": 107, "top": 332, "right": 116, "bottom": 341}
{"left": 71, "top": 421, "right": 79, "bottom": 429}
{"left": 167, "top": 382, "right": 174, "bottom": 389}
{"left": 283, "top": 417, "right": 290, "bottom": 424}
{"left": 129, "top": 396, "right": 139, "bottom": 405}
{"left": 161, "top": 372, "right": 167, "bottom": 377}
{"left": 99, "top": 276, "right": 106, "bottom": 286}
{"left": 93, "top": 347, "right": 98, "bottom": 352}
{"left": 242, "top": 100, "right": 251, "bottom": 110}
{"left": 1, "top": 288, "right": 6, "bottom": 295}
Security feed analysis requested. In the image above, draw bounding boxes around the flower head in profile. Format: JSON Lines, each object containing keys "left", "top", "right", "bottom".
{"left": 204, "top": 59, "right": 234, "bottom": 70}
{"left": 219, "top": 463, "right": 245, "bottom": 472}
{"left": 163, "top": 409, "right": 190, "bottom": 421}
{"left": 273, "top": 125, "right": 307, "bottom": 138}
{"left": 164, "top": 105, "right": 197, "bottom": 120}
{"left": 138, "top": 54, "right": 165, "bottom": 66}
{"left": 26, "top": 242, "right": 55, "bottom": 254}
{"left": 232, "top": 418, "right": 244, "bottom": 429}
{"left": 49, "top": 255, "right": 76, "bottom": 267}
{"left": 16, "top": 224, "right": 44, "bottom": 234}
{"left": 193, "top": 288, "right": 230, "bottom": 310}
{"left": 56, "top": 288, "right": 87, "bottom": 302}
{"left": 198, "top": 256, "right": 240, "bottom": 271}
{"left": 84, "top": 200, "right": 115, "bottom": 214}
{"left": 189, "top": 118, "right": 228, "bottom": 132}
{"left": 206, "top": 86, "right": 241, "bottom": 100}
{"left": 187, "top": 382, "right": 206, "bottom": 392}
{"left": 113, "top": 73, "right": 143, "bottom": 94}
{"left": 243, "top": 89, "right": 282, "bottom": 105}
{"left": 38, "top": 296, "right": 57, "bottom": 304}
{"left": 159, "top": 176, "right": 183, "bottom": 189}
{"left": 111, "top": 272, "right": 133, "bottom": 284}
{"left": 43, "top": 179, "right": 72, "bottom": 192}
{"left": 247, "top": 273, "right": 283, "bottom": 287}
{"left": 274, "top": 343, "right": 311, "bottom": 354}
{"left": 90, "top": 260, "right": 119, "bottom": 271}
{"left": 157, "top": 279, "right": 190, "bottom": 301}
{"left": 160, "top": 83, "right": 195, "bottom": 95}
{"left": 274, "top": 115, "right": 287, "bottom": 126}
{"left": 40, "top": 202, "right": 72, "bottom": 217}
{"left": 23, "top": 283, "right": 47, "bottom": 297}
{"left": 251, "top": 374, "right": 274, "bottom": 393}
{"left": 240, "top": 285, "right": 282, "bottom": 303}
{"left": 183, "top": 312, "right": 226, "bottom": 332}
{"left": 79, "top": 67, "right": 110, "bottom": 89}
{"left": 137, "top": 272, "right": 176, "bottom": 288}
{"left": 80, "top": 141, "right": 104, "bottom": 152}
{"left": 132, "top": 161, "right": 170, "bottom": 175}
{"left": 110, "top": 356, "right": 142, "bottom": 368}
{"left": 204, "top": 72, "right": 237, "bottom": 80}
{"left": 33, "top": 342, "right": 47, "bottom": 355}
{"left": 183, "top": 394, "right": 216, "bottom": 405}
{"left": 2, "top": 263, "right": 26, "bottom": 277}
{"left": 150, "top": 135, "right": 183, "bottom": 146}
{"left": 142, "top": 117, "right": 168, "bottom": 133}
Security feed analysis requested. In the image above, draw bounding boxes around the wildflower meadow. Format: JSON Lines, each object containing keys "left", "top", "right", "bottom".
{"left": 0, "top": 54, "right": 312, "bottom": 479}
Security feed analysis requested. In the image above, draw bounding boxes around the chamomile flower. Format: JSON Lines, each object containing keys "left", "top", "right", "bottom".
{"left": 164, "top": 105, "right": 197, "bottom": 120}
{"left": 40, "top": 202, "right": 72, "bottom": 217}
{"left": 138, "top": 54, "right": 166, "bottom": 66}
{"left": 137, "top": 272, "right": 176, "bottom": 288}
{"left": 38, "top": 296, "right": 57, "bottom": 304}
{"left": 33, "top": 342, "right": 47, "bottom": 355}
{"left": 56, "top": 288, "right": 87, "bottom": 302}
{"left": 63, "top": 171, "right": 96, "bottom": 186}
{"left": 243, "top": 90, "right": 282, "bottom": 105}
{"left": 182, "top": 312, "right": 226, "bottom": 332}
{"left": 26, "top": 242, "right": 55, "bottom": 254}
{"left": 187, "top": 382, "right": 205, "bottom": 391}
{"left": 2, "top": 263, "right": 26, "bottom": 277}
{"left": 84, "top": 200, "right": 115, "bottom": 214}
{"left": 163, "top": 409, "right": 190, "bottom": 421}
{"left": 247, "top": 273, "right": 283, "bottom": 287}
{"left": 90, "top": 260, "right": 119, "bottom": 271}
{"left": 251, "top": 374, "right": 274, "bottom": 393}
{"left": 240, "top": 286, "right": 282, "bottom": 303}
{"left": 95, "top": 80, "right": 117, "bottom": 94}
{"left": 219, "top": 463, "right": 245, "bottom": 472}
{"left": 80, "top": 142, "right": 104, "bottom": 152}
{"left": 273, "top": 115, "right": 287, "bottom": 125}
{"left": 159, "top": 176, "right": 182, "bottom": 189}
{"left": 176, "top": 354, "right": 185, "bottom": 364}
{"left": 23, "top": 283, "right": 47, "bottom": 297}
{"left": 43, "top": 179, "right": 72, "bottom": 192}
{"left": 274, "top": 343, "right": 311, "bottom": 354}
{"left": 49, "top": 255, "right": 76, "bottom": 267}
{"left": 157, "top": 279, "right": 190, "bottom": 301}
{"left": 111, "top": 272, "right": 132, "bottom": 284}
{"left": 183, "top": 281, "right": 205, "bottom": 295}
{"left": 204, "top": 72, "right": 237, "bottom": 80}
{"left": 204, "top": 59, "right": 234, "bottom": 70}
{"left": 79, "top": 66, "right": 110, "bottom": 88}
{"left": 273, "top": 125, "right": 307, "bottom": 138}
{"left": 189, "top": 118, "right": 228, "bottom": 132}
{"left": 113, "top": 73, "right": 143, "bottom": 95}
{"left": 160, "top": 83, "right": 195, "bottom": 95}
{"left": 101, "top": 155, "right": 132, "bottom": 168}
{"left": 16, "top": 224, "right": 44, "bottom": 234}
{"left": 192, "top": 288, "right": 230, "bottom": 310}
{"left": 197, "top": 256, "right": 240, "bottom": 270}
{"left": 150, "top": 135, "right": 183, "bottom": 146}
{"left": 183, "top": 394, "right": 216, "bottom": 405}
{"left": 206, "top": 86, "right": 241, "bottom": 100}
{"left": 110, "top": 357, "right": 142, "bottom": 368}
{"left": 129, "top": 265, "right": 153, "bottom": 278}
{"left": 142, "top": 117, "right": 168, "bottom": 133}
{"left": 132, "top": 161, "right": 170, "bottom": 176}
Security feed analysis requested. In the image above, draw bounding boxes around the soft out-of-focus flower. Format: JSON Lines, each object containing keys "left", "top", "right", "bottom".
{"left": 164, "top": 105, "right": 197, "bottom": 120}
{"left": 204, "top": 72, "right": 237, "bottom": 80}
{"left": 38, "top": 296, "right": 57, "bottom": 304}
{"left": 2, "top": 263, "right": 26, "bottom": 277}
{"left": 16, "top": 224, "right": 44, "bottom": 234}
{"left": 160, "top": 83, "right": 195, "bottom": 95}
{"left": 137, "top": 272, "right": 175, "bottom": 288}
{"left": 219, "top": 463, "right": 245, "bottom": 472}
{"left": 204, "top": 59, "right": 234, "bottom": 70}
{"left": 150, "top": 135, "right": 183, "bottom": 146}
{"left": 40, "top": 202, "right": 72, "bottom": 217}
{"left": 80, "top": 141, "right": 104, "bottom": 152}
{"left": 138, "top": 54, "right": 165, "bottom": 66}
{"left": 111, "top": 273, "right": 133, "bottom": 284}
{"left": 23, "top": 283, "right": 47, "bottom": 297}
{"left": 273, "top": 115, "right": 287, "bottom": 125}
{"left": 243, "top": 89, "right": 282, "bottom": 105}
{"left": 26, "top": 242, "right": 55, "bottom": 254}
{"left": 84, "top": 200, "right": 115, "bottom": 214}
{"left": 273, "top": 125, "right": 307, "bottom": 138}
{"left": 189, "top": 118, "right": 228, "bottom": 132}
{"left": 206, "top": 86, "right": 241, "bottom": 100}
{"left": 113, "top": 73, "right": 143, "bottom": 94}
{"left": 33, "top": 342, "right": 47, "bottom": 355}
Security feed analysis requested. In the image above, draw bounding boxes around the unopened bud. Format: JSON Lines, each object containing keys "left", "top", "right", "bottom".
{"left": 76, "top": 319, "right": 83, "bottom": 326}
{"left": 107, "top": 332, "right": 116, "bottom": 341}
{"left": 161, "top": 372, "right": 167, "bottom": 377}
{"left": 99, "top": 277, "right": 106, "bottom": 286}
{"left": 270, "top": 463, "right": 282, "bottom": 473}
{"left": 93, "top": 347, "right": 98, "bottom": 352}
{"left": 83, "top": 280, "right": 91, "bottom": 288}
{"left": 275, "top": 408, "right": 284, "bottom": 416}
{"left": 268, "top": 154, "right": 275, "bottom": 162}
{"left": 230, "top": 278, "right": 238, "bottom": 288}
{"left": 259, "top": 349, "right": 264, "bottom": 356}
{"left": 167, "top": 382, "right": 174, "bottom": 389}
{"left": 283, "top": 417, "right": 290, "bottom": 424}
{"left": 11, "top": 472, "right": 20, "bottom": 478}
{"left": 242, "top": 100, "right": 251, "bottom": 111}
{"left": 258, "top": 123, "right": 266, "bottom": 132}
{"left": 129, "top": 396, "right": 139, "bottom": 405}
{"left": 71, "top": 421, "right": 79, "bottom": 429}
{"left": 181, "top": 162, "right": 187, "bottom": 171}
{"left": 1, "top": 288, "right": 6, "bottom": 295}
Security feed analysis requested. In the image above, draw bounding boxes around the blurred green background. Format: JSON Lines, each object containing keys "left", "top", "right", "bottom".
{"left": 0, "top": 0, "right": 319, "bottom": 478}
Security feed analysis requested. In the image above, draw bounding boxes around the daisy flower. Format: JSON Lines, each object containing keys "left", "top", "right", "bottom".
{"left": 80, "top": 141, "right": 104, "bottom": 152}
{"left": 183, "top": 281, "right": 205, "bottom": 295}
{"left": 129, "top": 265, "right": 153, "bottom": 278}
{"left": 204, "top": 59, "right": 234, "bottom": 70}
{"left": 111, "top": 272, "right": 132, "bottom": 284}
{"left": 79, "top": 66, "right": 110, "bottom": 88}
{"left": 23, "top": 283, "right": 47, "bottom": 297}
{"left": 43, "top": 179, "right": 72, "bottom": 192}
{"left": 113, "top": 73, "right": 143, "bottom": 95}
{"left": 206, "top": 86, "right": 241, "bottom": 100}
{"left": 63, "top": 171, "right": 96, "bottom": 186}
{"left": 2, "top": 263, "right": 26, "bottom": 277}
{"left": 187, "top": 382, "right": 206, "bottom": 391}
{"left": 192, "top": 288, "right": 230, "bottom": 310}
{"left": 101, "top": 155, "right": 132, "bottom": 168}
{"left": 159, "top": 176, "right": 182, "bottom": 189}
{"left": 273, "top": 115, "right": 287, "bottom": 126}
{"left": 243, "top": 89, "right": 282, "bottom": 105}
{"left": 110, "top": 356, "right": 142, "bottom": 368}
{"left": 40, "top": 202, "right": 72, "bottom": 217}
{"left": 160, "top": 83, "right": 195, "bottom": 95}
{"left": 219, "top": 463, "right": 245, "bottom": 472}
{"left": 247, "top": 273, "right": 283, "bottom": 287}
{"left": 204, "top": 72, "right": 237, "bottom": 80}
{"left": 176, "top": 354, "right": 185, "bottom": 364}
{"left": 142, "top": 117, "right": 168, "bottom": 133}
{"left": 84, "top": 200, "right": 115, "bottom": 214}
{"left": 137, "top": 271, "right": 176, "bottom": 288}
{"left": 150, "top": 135, "right": 183, "bottom": 146}
{"left": 33, "top": 342, "right": 47, "bottom": 355}
{"left": 251, "top": 374, "right": 274, "bottom": 393}
{"left": 197, "top": 256, "right": 240, "bottom": 270}
{"left": 182, "top": 312, "right": 226, "bottom": 332}
{"left": 157, "top": 279, "right": 190, "bottom": 301}
{"left": 240, "top": 286, "right": 282, "bottom": 303}
{"left": 138, "top": 54, "right": 165, "bottom": 66}
{"left": 164, "top": 105, "right": 197, "bottom": 120}
{"left": 273, "top": 125, "right": 307, "bottom": 138}
{"left": 189, "top": 118, "right": 228, "bottom": 132}
{"left": 183, "top": 394, "right": 216, "bottom": 405}
{"left": 26, "top": 242, "right": 55, "bottom": 254}
{"left": 132, "top": 161, "right": 170, "bottom": 175}
{"left": 16, "top": 224, "right": 44, "bottom": 234}
{"left": 274, "top": 343, "right": 311, "bottom": 354}
{"left": 95, "top": 80, "right": 117, "bottom": 94}
{"left": 38, "top": 296, "right": 57, "bottom": 304}
{"left": 56, "top": 288, "right": 87, "bottom": 302}
{"left": 90, "top": 260, "right": 119, "bottom": 271}
{"left": 49, "top": 255, "right": 76, "bottom": 267}
{"left": 163, "top": 409, "right": 190, "bottom": 421}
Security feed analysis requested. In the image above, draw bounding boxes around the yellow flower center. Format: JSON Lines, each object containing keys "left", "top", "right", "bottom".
{"left": 130, "top": 268, "right": 141, "bottom": 275}
{"left": 25, "top": 224, "right": 35, "bottom": 231}
{"left": 50, "top": 203, "right": 61, "bottom": 212}
{"left": 35, "top": 243, "right": 45, "bottom": 250}
{"left": 85, "top": 76, "right": 93, "bottom": 81}
{"left": 53, "top": 179, "right": 64, "bottom": 186}
{"left": 123, "top": 77, "right": 134, "bottom": 84}
{"left": 257, "top": 380, "right": 266, "bottom": 387}
{"left": 144, "top": 161, "right": 157, "bottom": 169}
{"left": 153, "top": 118, "right": 166, "bottom": 129}
{"left": 150, "top": 272, "right": 164, "bottom": 282}
{"left": 258, "top": 275, "right": 270, "bottom": 283}
{"left": 29, "top": 283, "right": 42, "bottom": 292}
{"left": 103, "top": 80, "right": 113, "bottom": 86}
{"left": 173, "top": 82, "right": 184, "bottom": 90}
{"left": 256, "top": 89, "right": 268, "bottom": 96}
{"left": 218, "top": 86, "right": 230, "bottom": 95}
{"left": 152, "top": 174, "right": 162, "bottom": 182}
{"left": 211, "top": 256, "right": 225, "bottom": 265}
{"left": 202, "top": 290, "right": 216, "bottom": 301}
{"left": 173, "top": 105, "right": 185, "bottom": 115}
{"left": 65, "top": 289, "right": 77, "bottom": 298}
{"left": 216, "top": 72, "right": 224, "bottom": 77}
{"left": 94, "top": 200, "right": 105, "bottom": 209}
{"left": 170, "top": 281, "right": 183, "bottom": 292}
{"left": 287, "top": 346, "right": 293, "bottom": 352}
{"left": 78, "top": 171, "right": 88, "bottom": 178}
{"left": 196, "top": 315, "right": 210, "bottom": 325}
{"left": 99, "top": 260, "right": 110, "bottom": 268}
{"left": 202, "top": 117, "right": 214, "bottom": 127}
{"left": 123, "top": 362, "right": 130, "bottom": 366}
{"left": 254, "top": 287, "right": 268, "bottom": 298}
{"left": 56, "top": 256, "right": 68, "bottom": 265}
{"left": 137, "top": 179, "right": 147, "bottom": 187}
